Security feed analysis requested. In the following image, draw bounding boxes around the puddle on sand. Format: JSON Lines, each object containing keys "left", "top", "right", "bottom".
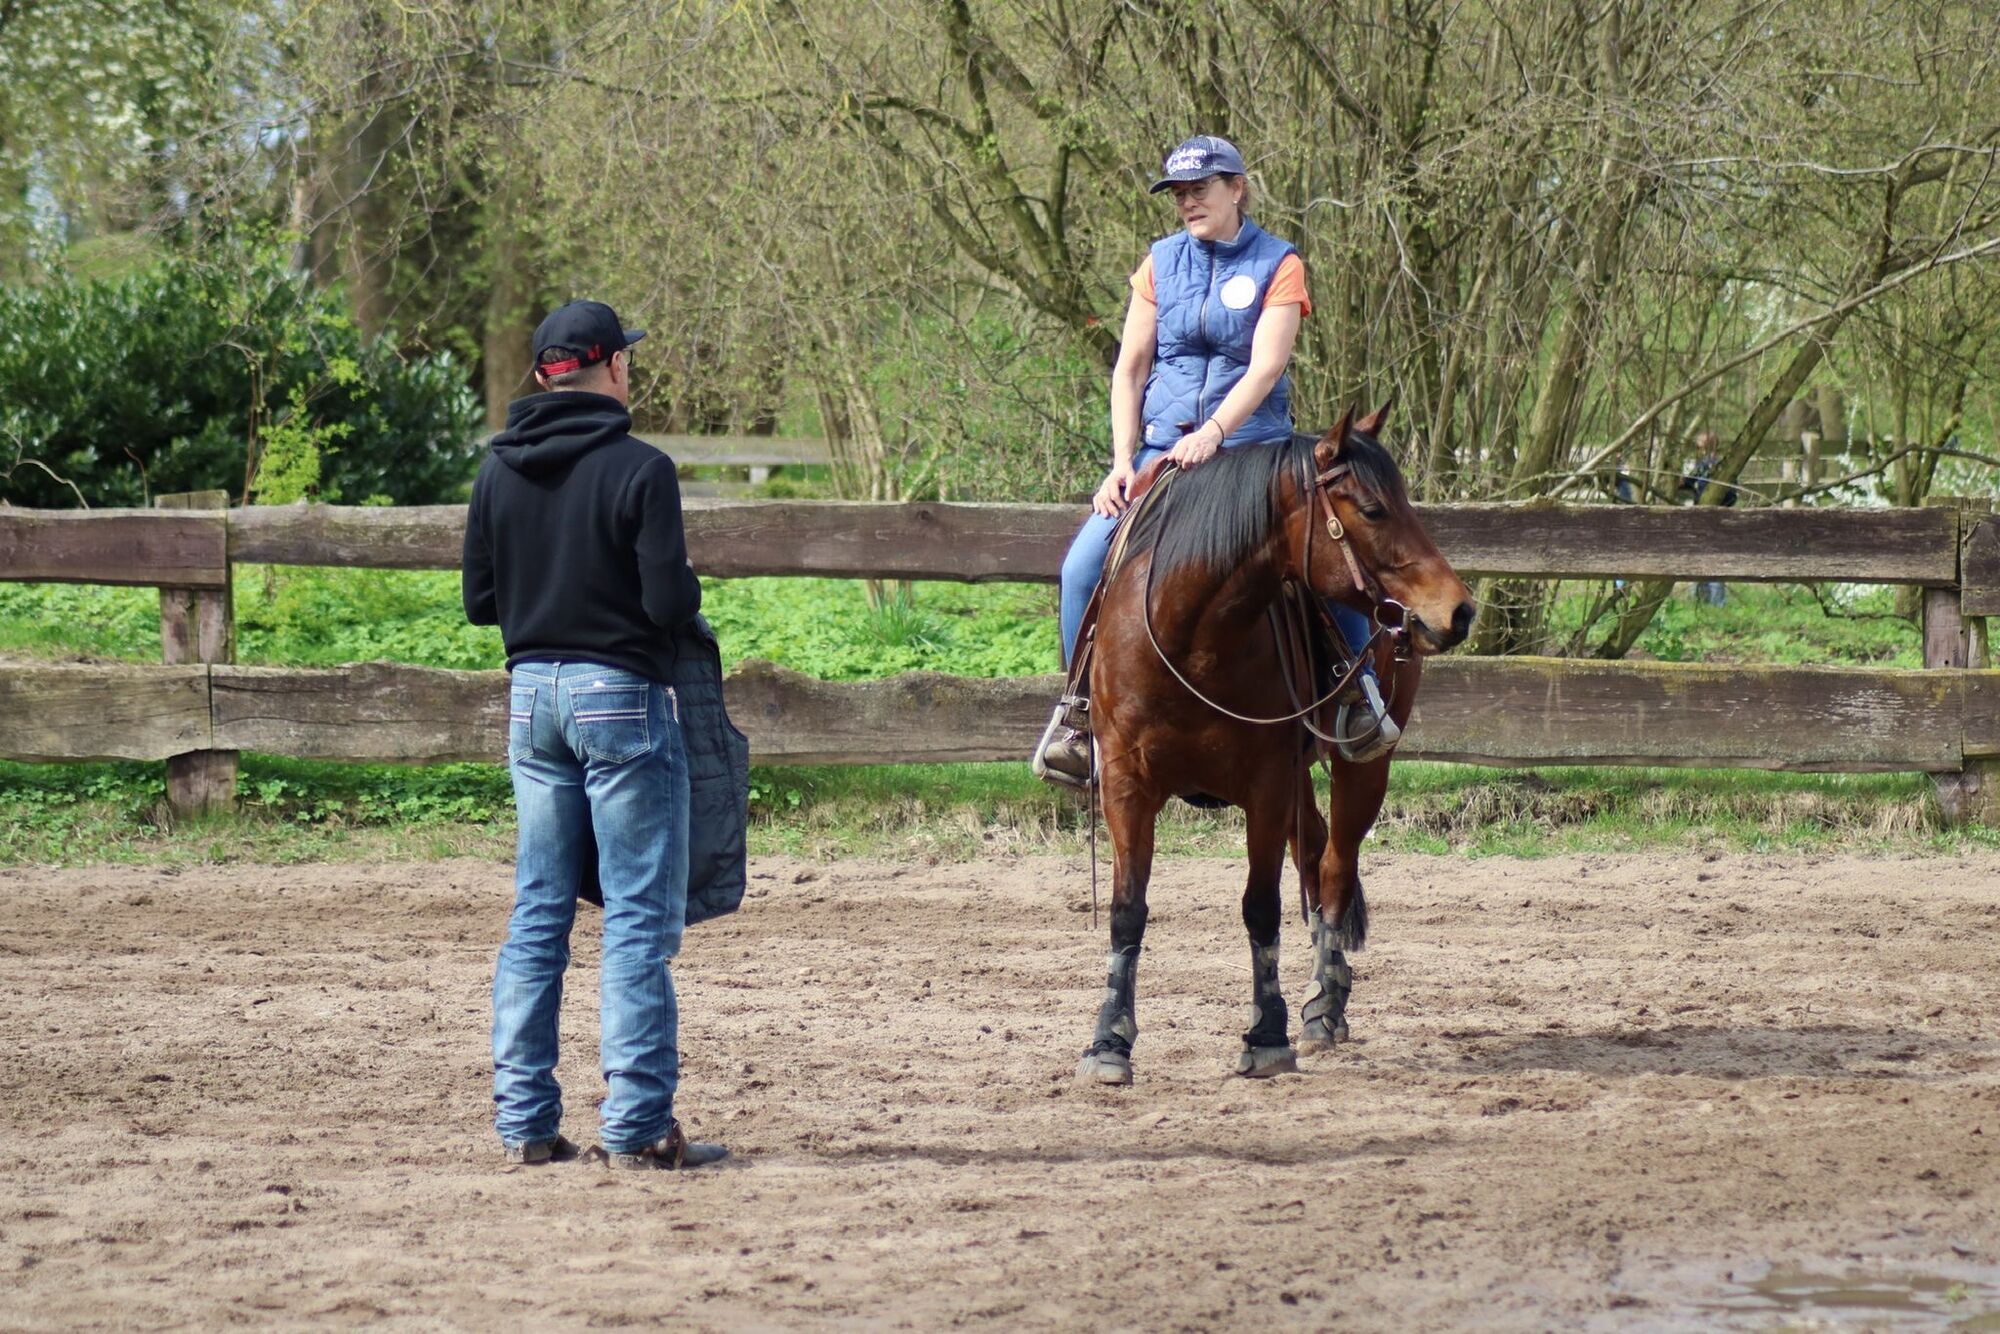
{"left": 1699, "top": 1262, "right": 2000, "bottom": 1329}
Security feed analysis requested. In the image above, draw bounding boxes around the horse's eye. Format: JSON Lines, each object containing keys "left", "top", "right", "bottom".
{"left": 1359, "top": 504, "right": 1388, "bottom": 522}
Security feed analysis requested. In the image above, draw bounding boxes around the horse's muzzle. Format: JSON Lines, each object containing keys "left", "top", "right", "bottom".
{"left": 1414, "top": 599, "right": 1477, "bottom": 653}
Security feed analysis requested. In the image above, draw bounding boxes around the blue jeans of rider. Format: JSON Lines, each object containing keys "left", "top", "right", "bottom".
{"left": 493, "top": 662, "right": 689, "bottom": 1155}
{"left": 1057, "top": 444, "right": 1376, "bottom": 673}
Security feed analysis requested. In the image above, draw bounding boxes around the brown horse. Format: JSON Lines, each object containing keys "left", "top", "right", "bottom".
{"left": 1075, "top": 404, "right": 1474, "bottom": 1084}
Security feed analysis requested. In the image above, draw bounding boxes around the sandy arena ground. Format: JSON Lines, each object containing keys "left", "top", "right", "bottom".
{"left": 0, "top": 850, "right": 1996, "bottom": 1330}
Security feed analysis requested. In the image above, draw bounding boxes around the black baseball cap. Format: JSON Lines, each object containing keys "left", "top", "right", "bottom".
{"left": 1148, "top": 135, "right": 1248, "bottom": 193}
{"left": 532, "top": 300, "right": 646, "bottom": 375}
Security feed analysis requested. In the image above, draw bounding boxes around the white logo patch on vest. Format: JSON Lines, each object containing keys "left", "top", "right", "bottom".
{"left": 1219, "top": 273, "right": 1259, "bottom": 310}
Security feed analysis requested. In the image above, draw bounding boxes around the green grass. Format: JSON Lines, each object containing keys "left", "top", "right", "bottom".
{"left": 4, "top": 756, "right": 1990, "bottom": 870}
{"left": 0, "top": 570, "right": 1971, "bottom": 867}
{"left": 0, "top": 571, "right": 1922, "bottom": 677}
{"left": 1546, "top": 582, "right": 1921, "bottom": 667}
{"left": 734, "top": 761, "right": 1995, "bottom": 859}
{"left": 0, "top": 568, "right": 1059, "bottom": 677}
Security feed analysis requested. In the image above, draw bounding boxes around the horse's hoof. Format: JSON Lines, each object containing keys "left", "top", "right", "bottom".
{"left": 1076, "top": 1050, "right": 1133, "bottom": 1085}
{"left": 1299, "top": 1020, "right": 1349, "bottom": 1053}
{"left": 1235, "top": 1044, "right": 1299, "bottom": 1078}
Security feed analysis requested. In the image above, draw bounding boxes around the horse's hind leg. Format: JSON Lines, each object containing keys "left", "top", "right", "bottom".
{"left": 1303, "top": 757, "right": 1383, "bottom": 1049}
{"left": 1077, "top": 782, "right": 1162, "bottom": 1086}
{"left": 1236, "top": 786, "right": 1297, "bottom": 1078}
{"left": 1291, "top": 776, "right": 1340, "bottom": 1052}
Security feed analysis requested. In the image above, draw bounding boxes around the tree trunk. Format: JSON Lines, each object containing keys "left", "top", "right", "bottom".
{"left": 482, "top": 208, "right": 537, "bottom": 431}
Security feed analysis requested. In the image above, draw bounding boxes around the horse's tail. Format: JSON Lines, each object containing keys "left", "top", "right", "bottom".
{"left": 1331, "top": 878, "right": 1369, "bottom": 953}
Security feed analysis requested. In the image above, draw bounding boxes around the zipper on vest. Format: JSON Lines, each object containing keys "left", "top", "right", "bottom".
{"left": 1195, "top": 244, "right": 1217, "bottom": 427}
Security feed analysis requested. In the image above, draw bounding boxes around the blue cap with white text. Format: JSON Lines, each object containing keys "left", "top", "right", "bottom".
{"left": 1148, "top": 135, "right": 1248, "bottom": 193}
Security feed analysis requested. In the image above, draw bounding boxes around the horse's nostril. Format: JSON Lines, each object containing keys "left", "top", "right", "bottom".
{"left": 1451, "top": 601, "right": 1476, "bottom": 638}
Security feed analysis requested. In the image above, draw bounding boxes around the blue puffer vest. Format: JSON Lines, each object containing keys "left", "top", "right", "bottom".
{"left": 1142, "top": 216, "right": 1298, "bottom": 449}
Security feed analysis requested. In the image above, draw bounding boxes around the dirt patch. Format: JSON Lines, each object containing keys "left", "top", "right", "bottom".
{"left": 0, "top": 852, "right": 1995, "bottom": 1329}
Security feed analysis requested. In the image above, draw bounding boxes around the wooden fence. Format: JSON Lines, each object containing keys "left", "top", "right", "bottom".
{"left": 632, "top": 434, "right": 831, "bottom": 497}
{"left": 635, "top": 434, "right": 830, "bottom": 471}
{"left": 2, "top": 493, "right": 1996, "bottom": 825}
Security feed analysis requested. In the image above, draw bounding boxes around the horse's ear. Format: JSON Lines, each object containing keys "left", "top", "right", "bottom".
{"left": 1355, "top": 396, "right": 1394, "bottom": 437}
{"left": 1315, "top": 405, "right": 1354, "bottom": 469}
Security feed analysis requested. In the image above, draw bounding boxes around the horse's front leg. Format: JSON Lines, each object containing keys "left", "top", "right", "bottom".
{"left": 1237, "top": 780, "right": 1298, "bottom": 1077}
{"left": 1291, "top": 770, "right": 1340, "bottom": 1051}
{"left": 1077, "top": 773, "right": 1163, "bottom": 1086}
{"left": 1304, "top": 746, "right": 1386, "bottom": 1049}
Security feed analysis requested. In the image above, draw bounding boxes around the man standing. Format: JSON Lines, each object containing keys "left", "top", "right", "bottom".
{"left": 1679, "top": 431, "right": 1737, "bottom": 607}
{"left": 463, "top": 299, "right": 727, "bottom": 1170}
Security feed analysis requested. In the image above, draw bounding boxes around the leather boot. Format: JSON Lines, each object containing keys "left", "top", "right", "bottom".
{"left": 1031, "top": 696, "right": 1095, "bottom": 788}
{"left": 1335, "top": 674, "right": 1402, "bottom": 764}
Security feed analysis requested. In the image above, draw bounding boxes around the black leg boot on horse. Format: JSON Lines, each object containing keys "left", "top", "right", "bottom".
{"left": 1237, "top": 796, "right": 1298, "bottom": 1076}
{"left": 1301, "top": 907, "right": 1361, "bottom": 1050}
{"left": 1287, "top": 772, "right": 1344, "bottom": 1052}
{"left": 1300, "top": 714, "right": 1390, "bottom": 1050}
{"left": 1076, "top": 785, "right": 1160, "bottom": 1085}
{"left": 1077, "top": 900, "right": 1149, "bottom": 1085}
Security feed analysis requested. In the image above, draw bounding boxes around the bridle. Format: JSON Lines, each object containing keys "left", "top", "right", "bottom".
{"left": 1139, "top": 440, "right": 1414, "bottom": 734}
{"left": 1306, "top": 451, "right": 1417, "bottom": 666}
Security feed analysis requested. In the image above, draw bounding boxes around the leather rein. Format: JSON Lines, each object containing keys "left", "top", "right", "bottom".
{"left": 1139, "top": 448, "right": 1415, "bottom": 732}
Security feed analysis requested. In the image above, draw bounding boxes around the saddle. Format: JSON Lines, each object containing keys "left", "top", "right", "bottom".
{"left": 1062, "top": 458, "right": 1365, "bottom": 754}
{"left": 1058, "top": 455, "right": 1182, "bottom": 703}
{"left": 1122, "top": 451, "right": 1178, "bottom": 509}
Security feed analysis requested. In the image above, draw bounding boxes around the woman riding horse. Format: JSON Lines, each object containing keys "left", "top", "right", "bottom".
{"left": 1074, "top": 410, "right": 1476, "bottom": 1084}
{"left": 1035, "top": 134, "right": 1396, "bottom": 786}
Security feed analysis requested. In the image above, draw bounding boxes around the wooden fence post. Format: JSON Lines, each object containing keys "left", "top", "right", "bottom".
{"left": 1963, "top": 507, "right": 1998, "bottom": 671}
{"left": 156, "top": 491, "right": 237, "bottom": 816}
{"left": 1930, "top": 498, "right": 1998, "bottom": 827}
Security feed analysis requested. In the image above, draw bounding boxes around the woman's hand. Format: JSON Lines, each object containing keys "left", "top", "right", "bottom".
{"left": 1167, "top": 420, "right": 1224, "bottom": 470}
{"left": 1092, "top": 459, "right": 1138, "bottom": 517}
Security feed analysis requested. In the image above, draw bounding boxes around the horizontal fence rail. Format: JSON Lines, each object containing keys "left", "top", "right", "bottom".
{"left": 0, "top": 498, "right": 1995, "bottom": 823}
{"left": 634, "top": 434, "right": 831, "bottom": 469}
{"left": 0, "top": 509, "right": 232, "bottom": 588}
{"left": 0, "top": 658, "right": 1995, "bottom": 773}
{"left": 4, "top": 501, "right": 1985, "bottom": 587}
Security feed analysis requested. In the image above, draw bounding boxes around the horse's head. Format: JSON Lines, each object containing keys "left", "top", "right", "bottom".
{"left": 1299, "top": 403, "right": 1476, "bottom": 654}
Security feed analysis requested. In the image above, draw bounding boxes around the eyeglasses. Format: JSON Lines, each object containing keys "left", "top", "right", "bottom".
{"left": 1167, "top": 177, "right": 1226, "bottom": 204}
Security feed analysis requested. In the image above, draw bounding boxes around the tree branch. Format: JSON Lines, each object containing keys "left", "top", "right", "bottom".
{"left": 1545, "top": 229, "right": 2000, "bottom": 498}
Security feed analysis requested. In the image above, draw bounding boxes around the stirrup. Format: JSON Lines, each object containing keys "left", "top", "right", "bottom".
{"left": 1334, "top": 662, "right": 1367, "bottom": 705}
{"left": 1031, "top": 696, "right": 1095, "bottom": 788}
{"left": 1335, "top": 674, "right": 1401, "bottom": 764}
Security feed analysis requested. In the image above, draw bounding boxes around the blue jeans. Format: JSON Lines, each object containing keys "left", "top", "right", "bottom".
{"left": 1056, "top": 444, "right": 1375, "bottom": 675}
{"left": 493, "top": 662, "right": 689, "bottom": 1154}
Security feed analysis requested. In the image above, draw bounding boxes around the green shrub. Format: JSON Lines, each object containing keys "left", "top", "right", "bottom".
{"left": 232, "top": 567, "right": 505, "bottom": 670}
{"left": 0, "top": 239, "right": 481, "bottom": 508}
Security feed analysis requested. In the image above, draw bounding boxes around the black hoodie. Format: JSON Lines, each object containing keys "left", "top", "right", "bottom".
{"left": 463, "top": 391, "right": 702, "bottom": 683}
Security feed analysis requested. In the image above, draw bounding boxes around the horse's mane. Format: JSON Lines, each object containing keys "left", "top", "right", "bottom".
{"left": 1125, "top": 428, "right": 1407, "bottom": 583}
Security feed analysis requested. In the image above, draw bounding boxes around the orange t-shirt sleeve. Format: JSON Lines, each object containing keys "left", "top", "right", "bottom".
{"left": 1130, "top": 254, "right": 1156, "bottom": 304}
{"left": 1132, "top": 251, "right": 1306, "bottom": 311}
{"left": 1264, "top": 254, "right": 1310, "bottom": 316}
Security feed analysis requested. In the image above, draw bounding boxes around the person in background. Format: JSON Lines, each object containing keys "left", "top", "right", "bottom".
{"left": 1678, "top": 431, "right": 1737, "bottom": 606}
